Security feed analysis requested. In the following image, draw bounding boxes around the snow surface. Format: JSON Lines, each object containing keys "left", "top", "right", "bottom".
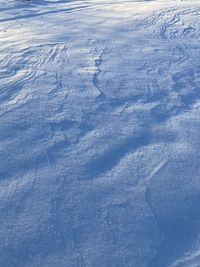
{"left": 0, "top": 0, "right": 200, "bottom": 266}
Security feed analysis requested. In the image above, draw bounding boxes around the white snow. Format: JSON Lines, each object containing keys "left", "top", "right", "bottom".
{"left": 0, "top": 0, "right": 200, "bottom": 266}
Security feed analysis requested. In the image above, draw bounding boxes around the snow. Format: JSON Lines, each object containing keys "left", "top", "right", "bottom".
{"left": 0, "top": 0, "right": 200, "bottom": 266}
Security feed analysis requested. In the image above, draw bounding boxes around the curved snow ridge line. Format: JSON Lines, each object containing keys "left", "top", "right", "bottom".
{"left": 29, "top": 43, "right": 71, "bottom": 96}
{"left": 0, "top": 68, "right": 35, "bottom": 101}
{"left": 135, "top": 7, "right": 200, "bottom": 40}
{"left": 83, "top": 132, "right": 151, "bottom": 178}
{"left": 134, "top": 7, "right": 175, "bottom": 29}
{"left": 0, "top": 42, "right": 71, "bottom": 108}
{"left": 73, "top": 108, "right": 155, "bottom": 180}
{"left": 94, "top": 44, "right": 199, "bottom": 123}
{"left": 16, "top": 43, "right": 70, "bottom": 72}
{"left": 171, "top": 42, "right": 189, "bottom": 65}
{"left": 156, "top": 8, "right": 200, "bottom": 40}
{"left": 41, "top": 44, "right": 70, "bottom": 66}
{"left": 118, "top": 9, "right": 199, "bottom": 115}
{"left": 0, "top": 49, "right": 35, "bottom": 104}
{"left": 140, "top": 159, "right": 167, "bottom": 190}
{"left": 169, "top": 246, "right": 200, "bottom": 267}
{"left": 0, "top": 52, "right": 40, "bottom": 104}
{"left": 92, "top": 47, "right": 106, "bottom": 96}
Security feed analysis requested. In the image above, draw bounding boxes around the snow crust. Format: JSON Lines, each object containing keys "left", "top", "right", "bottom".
{"left": 0, "top": 0, "right": 200, "bottom": 266}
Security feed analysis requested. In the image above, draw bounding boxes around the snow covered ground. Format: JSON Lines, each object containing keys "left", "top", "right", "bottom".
{"left": 0, "top": 0, "right": 200, "bottom": 266}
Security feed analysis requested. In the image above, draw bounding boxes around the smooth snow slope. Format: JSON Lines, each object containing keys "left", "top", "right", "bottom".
{"left": 0, "top": 0, "right": 200, "bottom": 266}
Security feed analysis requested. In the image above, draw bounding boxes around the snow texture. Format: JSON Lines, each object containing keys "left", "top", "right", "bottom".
{"left": 0, "top": 0, "right": 200, "bottom": 266}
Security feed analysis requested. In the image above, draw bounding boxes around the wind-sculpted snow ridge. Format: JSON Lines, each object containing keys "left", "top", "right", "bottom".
{"left": 0, "top": 0, "right": 200, "bottom": 266}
